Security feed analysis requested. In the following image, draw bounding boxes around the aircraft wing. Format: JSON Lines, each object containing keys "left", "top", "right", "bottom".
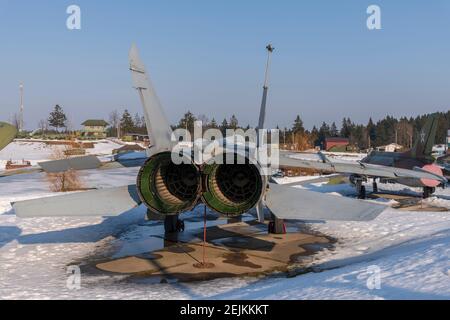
{"left": 13, "top": 185, "right": 142, "bottom": 218}
{"left": 279, "top": 152, "right": 448, "bottom": 184}
{"left": 266, "top": 183, "right": 385, "bottom": 221}
{"left": 0, "top": 122, "right": 17, "bottom": 151}
{"left": 1, "top": 152, "right": 147, "bottom": 179}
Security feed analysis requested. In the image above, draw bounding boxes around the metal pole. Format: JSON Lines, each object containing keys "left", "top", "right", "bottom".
{"left": 203, "top": 204, "right": 206, "bottom": 265}
{"left": 19, "top": 82, "right": 24, "bottom": 132}
{"left": 257, "top": 44, "right": 275, "bottom": 147}
{"left": 258, "top": 44, "right": 274, "bottom": 129}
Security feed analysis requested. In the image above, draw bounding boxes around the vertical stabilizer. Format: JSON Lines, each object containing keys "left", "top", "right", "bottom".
{"left": 129, "top": 44, "right": 173, "bottom": 155}
{"left": 410, "top": 113, "right": 439, "bottom": 160}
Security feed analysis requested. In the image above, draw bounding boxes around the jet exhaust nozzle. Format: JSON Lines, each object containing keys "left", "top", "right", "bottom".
{"left": 202, "top": 153, "right": 265, "bottom": 217}
{"left": 137, "top": 152, "right": 201, "bottom": 215}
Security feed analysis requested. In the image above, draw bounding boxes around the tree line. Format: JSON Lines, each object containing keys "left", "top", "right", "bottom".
{"left": 172, "top": 110, "right": 450, "bottom": 151}
{"left": 34, "top": 105, "right": 450, "bottom": 151}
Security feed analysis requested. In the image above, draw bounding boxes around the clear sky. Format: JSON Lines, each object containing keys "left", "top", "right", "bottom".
{"left": 1, "top": 0, "right": 450, "bottom": 130}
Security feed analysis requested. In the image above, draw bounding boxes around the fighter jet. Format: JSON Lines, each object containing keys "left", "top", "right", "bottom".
{"left": 279, "top": 114, "right": 448, "bottom": 199}
{"left": 12, "top": 45, "right": 387, "bottom": 229}
{"left": 0, "top": 122, "right": 17, "bottom": 152}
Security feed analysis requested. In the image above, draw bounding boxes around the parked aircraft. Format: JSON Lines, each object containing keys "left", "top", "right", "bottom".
{"left": 437, "top": 153, "right": 450, "bottom": 177}
{"left": 11, "top": 44, "right": 388, "bottom": 231}
{"left": 279, "top": 114, "right": 447, "bottom": 199}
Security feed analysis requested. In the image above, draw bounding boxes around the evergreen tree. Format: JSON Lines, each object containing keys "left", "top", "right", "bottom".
{"left": 48, "top": 105, "right": 67, "bottom": 132}
{"left": 340, "top": 118, "right": 353, "bottom": 138}
{"left": 229, "top": 115, "right": 239, "bottom": 130}
{"left": 292, "top": 115, "right": 305, "bottom": 134}
{"left": 310, "top": 126, "right": 319, "bottom": 146}
{"left": 221, "top": 118, "right": 229, "bottom": 135}
{"left": 120, "top": 109, "right": 134, "bottom": 134}
{"left": 210, "top": 118, "right": 218, "bottom": 129}
{"left": 367, "top": 118, "right": 376, "bottom": 147}
{"left": 178, "top": 111, "right": 197, "bottom": 133}
{"left": 330, "top": 122, "right": 338, "bottom": 137}
{"left": 318, "top": 122, "right": 331, "bottom": 148}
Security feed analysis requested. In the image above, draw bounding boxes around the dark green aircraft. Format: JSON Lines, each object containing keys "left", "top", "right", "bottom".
{"left": 0, "top": 122, "right": 17, "bottom": 151}
{"left": 280, "top": 113, "right": 447, "bottom": 199}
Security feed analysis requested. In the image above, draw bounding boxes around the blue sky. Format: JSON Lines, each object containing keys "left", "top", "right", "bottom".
{"left": 0, "top": 0, "right": 450, "bottom": 130}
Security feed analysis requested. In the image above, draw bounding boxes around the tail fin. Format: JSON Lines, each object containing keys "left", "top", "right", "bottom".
{"left": 129, "top": 44, "right": 172, "bottom": 155}
{"left": 410, "top": 113, "right": 439, "bottom": 159}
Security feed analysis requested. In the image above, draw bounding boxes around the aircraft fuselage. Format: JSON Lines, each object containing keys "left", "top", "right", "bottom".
{"left": 359, "top": 151, "right": 440, "bottom": 188}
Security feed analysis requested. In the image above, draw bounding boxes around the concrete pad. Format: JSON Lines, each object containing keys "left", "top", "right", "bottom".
{"left": 96, "top": 222, "right": 331, "bottom": 282}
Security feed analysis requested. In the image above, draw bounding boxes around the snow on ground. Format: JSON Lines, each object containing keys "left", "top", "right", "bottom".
{"left": 86, "top": 140, "right": 123, "bottom": 156}
{"left": 0, "top": 143, "right": 449, "bottom": 299}
{"left": 0, "top": 140, "right": 122, "bottom": 169}
{"left": 287, "top": 151, "right": 368, "bottom": 163}
{"left": 271, "top": 175, "right": 335, "bottom": 185}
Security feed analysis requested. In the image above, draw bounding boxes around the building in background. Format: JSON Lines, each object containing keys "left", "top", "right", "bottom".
{"left": 376, "top": 143, "right": 404, "bottom": 153}
{"left": 324, "top": 137, "right": 349, "bottom": 152}
{"left": 81, "top": 120, "right": 109, "bottom": 139}
{"left": 448, "top": 130, "right": 450, "bottom": 152}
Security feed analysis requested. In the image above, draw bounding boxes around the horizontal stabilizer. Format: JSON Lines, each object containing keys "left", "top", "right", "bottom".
{"left": 266, "top": 183, "right": 385, "bottom": 221}
{"left": 13, "top": 185, "right": 141, "bottom": 218}
{"left": 39, "top": 155, "right": 101, "bottom": 173}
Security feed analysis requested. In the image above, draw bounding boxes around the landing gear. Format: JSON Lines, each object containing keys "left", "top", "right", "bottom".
{"left": 268, "top": 213, "right": 286, "bottom": 234}
{"left": 358, "top": 186, "right": 366, "bottom": 199}
{"left": 164, "top": 215, "right": 183, "bottom": 234}
{"left": 372, "top": 181, "right": 378, "bottom": 193}
{"left": 146, "top": 209, "right": 184, "bottom": 233}
{"left": 350, "top": 175, "right": 367, "bottom": 199}
{"left": 423, "top": 187, "right": 435, "bottom": 199}
{"left": 355, "top": 180, "right": 366, "bottom": 199}
{"left": 227, "top": 216, "right": 242, "bottom": 224}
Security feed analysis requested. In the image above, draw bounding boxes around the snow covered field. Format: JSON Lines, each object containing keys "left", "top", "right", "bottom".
{"left": 0, "top": 142, "right": 449, "bottom": 300}
{"left": 0, "top": 140, "right": 122, "bottom": 168}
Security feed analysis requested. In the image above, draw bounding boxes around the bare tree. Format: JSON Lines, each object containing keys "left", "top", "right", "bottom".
{"left": 197, "top": 114, "right": 210, "bottom": 129}
{"left": 12, "top": 113, "right": 20, "bottom": 129}
{"left": 396, "top": 120, "right": 414, "bottom": 149}
{"left": 46, "top": 146, "right": 84, "bottom": 192}
{"left": 38, "top": 119, "right": 48, "bottom": 135}
{"left": 66, "top": 117, "right": 74, "bottom": 135}
{"left": 109, "top": 110, "right": 120, "bottom": 138}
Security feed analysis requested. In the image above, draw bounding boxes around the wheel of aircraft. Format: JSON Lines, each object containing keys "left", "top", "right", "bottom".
{"left": 423, "top": 187, "right": 435, "bottom": 199}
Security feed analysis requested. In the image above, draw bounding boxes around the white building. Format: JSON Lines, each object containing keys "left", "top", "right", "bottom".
{"left": 376, "top": 143, "right": 403, "bottom": 152}
{"left": 448, "top": 130, "right": 450, "bottom": 150}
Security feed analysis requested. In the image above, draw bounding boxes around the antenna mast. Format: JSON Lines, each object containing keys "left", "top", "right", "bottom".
{"left": 258, "top": 44, "right": 274, "bottom": 130}
{"left": 19, "top": 82, "right": 24, "bottom": 132}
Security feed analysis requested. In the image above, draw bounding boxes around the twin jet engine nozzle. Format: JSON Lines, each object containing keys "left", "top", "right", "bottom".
{"left": 136, "top": 151, "right": 266, "bottom": 217}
